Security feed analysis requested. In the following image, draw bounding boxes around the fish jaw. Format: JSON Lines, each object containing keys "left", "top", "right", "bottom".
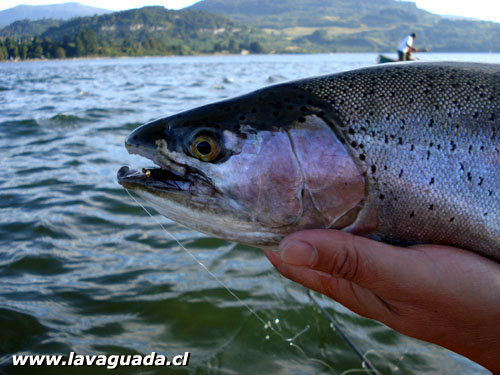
{"left": 118, "top": 166, "right": 283, "bottom": 246}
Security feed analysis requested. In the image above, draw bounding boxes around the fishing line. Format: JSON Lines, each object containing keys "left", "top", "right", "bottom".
{"left": 125, "top": 191, "right": 294, "bottom": 336}
{"left": 307, "top": 290, "right": 381, "bottom": 375}
{"left": 125, "top": 189, "right": 336, "bottom": 371}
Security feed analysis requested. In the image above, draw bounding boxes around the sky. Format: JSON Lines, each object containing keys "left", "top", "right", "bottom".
{"left": 0, "top": 0, "right": 500, "bottom": 24}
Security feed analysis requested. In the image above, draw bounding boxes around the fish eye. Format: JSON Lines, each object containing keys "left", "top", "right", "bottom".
{"left": 190, "top": 135, "right": 220, "bottom": 161}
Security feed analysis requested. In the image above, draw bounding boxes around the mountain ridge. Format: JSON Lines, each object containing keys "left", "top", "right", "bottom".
{"left": 0, "top": 2, "right": 112, "bottom": 27}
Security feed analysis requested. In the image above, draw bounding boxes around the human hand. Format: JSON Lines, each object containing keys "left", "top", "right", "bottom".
{"left": 264, "top": 229, "right": 500, "bottom": 374}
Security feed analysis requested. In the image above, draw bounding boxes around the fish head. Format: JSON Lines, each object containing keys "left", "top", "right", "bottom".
{"left": 118, "top": 84, "right": 366, "bottom": 247}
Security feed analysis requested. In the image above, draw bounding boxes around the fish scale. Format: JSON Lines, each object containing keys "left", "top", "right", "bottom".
{"left": 298, "top": 62, "right": 500, "bottom": 259}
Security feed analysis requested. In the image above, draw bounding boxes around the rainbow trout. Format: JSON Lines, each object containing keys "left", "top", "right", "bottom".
{"left": 118, "top": 62, "right": 500, "bottom": 261}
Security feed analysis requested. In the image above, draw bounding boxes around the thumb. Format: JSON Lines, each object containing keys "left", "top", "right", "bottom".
{"left": 277, "top": 229, "right": 417, "bottom": 289}
{"left": 264, "top": 229, "right": 426, "bottom": 320}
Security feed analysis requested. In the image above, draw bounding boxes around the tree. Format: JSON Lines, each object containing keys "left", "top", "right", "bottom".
{"left": 0, "top": 42, "right": 8, "bottom": 60}
{"left": 228, "top": 39, "right": 238, "bottom": 53}
{"left": 55, "top": 47, "right": 66, "bottom": 59}
{"left": 75, "top": 33, "right": 85, "bottom": 56}
{"left": 6, "top": 38, "right": 19, "bottom": 59}
{"left": 30, "top": 37, "right": 44, "bottom": 58}
{"left": 249, "top": 41, "right": 264, "bottom": 54}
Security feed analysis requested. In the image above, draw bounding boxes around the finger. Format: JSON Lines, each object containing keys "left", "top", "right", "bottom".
{"left": 276, "top": 229, "right": 430, "bottom": 294}
{"left": 263, "top": 249, "right": 395, "bottom": 320}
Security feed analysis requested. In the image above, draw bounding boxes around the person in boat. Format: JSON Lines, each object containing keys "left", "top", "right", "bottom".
{"left": 398, "top": 32, "right": 419, "bottom": 61}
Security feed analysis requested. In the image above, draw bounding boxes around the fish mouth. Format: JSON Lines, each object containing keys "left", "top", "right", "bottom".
{"left": 117, "top": 165, "right": 193, "bottom": 192}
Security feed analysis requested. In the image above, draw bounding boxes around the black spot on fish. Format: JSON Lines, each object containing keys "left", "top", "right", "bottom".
{"left": 379, "top": 194, "right": 385, "bottom": 200}
{"left": 428, "top": 119, "right": 434, "bottom": 127}
{"left": 430, "top": 177, "right": 435, "bottom": 185}
{"left": 359, "top": 154, "right": 366, "bottom": 161}
{"left": 399, "top": 169, "right": 404, "bottom": 178}
{"left": 449, "top": 217, "right": 455, "bottom": 222}
{"left": 371, "top": 165, "right": 376, "bottom": 173}
{"left": 429, "top": 204, "right": 434, "bottom": 210}
{"left": 239, "top": 115, "right": 246, "bottom": 121}
{"left": 467, "top": 172, "right": 472, "bottom": 181}
{"left": 298, "top": 117, "right": 306, "bottom": 123}
{"left": 409, "top": 211, "right": 415, "bottom": 218}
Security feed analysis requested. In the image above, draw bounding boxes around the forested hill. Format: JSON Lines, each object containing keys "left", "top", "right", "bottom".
{"left": 0, "top": 6, "right": 285, "bottom": 60}
{"left": 189, "top": 0, "right": 500, "bottom": 52}
{"left": 190, "top": 0, "right": 438, "bottom": 28}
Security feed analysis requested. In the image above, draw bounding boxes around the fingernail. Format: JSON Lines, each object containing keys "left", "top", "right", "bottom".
{"left": 279, "top": 240, "right": 317, "bottom": 266}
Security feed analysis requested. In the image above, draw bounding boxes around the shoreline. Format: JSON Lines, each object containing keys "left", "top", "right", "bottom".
{"left": 2, "top": 51, "right": 499, "bottom": 64}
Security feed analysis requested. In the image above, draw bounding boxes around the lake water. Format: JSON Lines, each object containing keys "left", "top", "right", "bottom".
{"left": 1, "top": 53, "right": 498, "bottom": 374}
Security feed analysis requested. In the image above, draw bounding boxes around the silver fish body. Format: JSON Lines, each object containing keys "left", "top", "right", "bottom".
{"left": 118, "top": 62, "right": 500, "bottom": 261}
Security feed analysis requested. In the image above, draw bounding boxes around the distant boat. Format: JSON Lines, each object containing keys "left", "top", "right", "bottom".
{"left": 377, "top": 51, "right": 427, "bottom": 64}
{"left": 377, "top": 54, "right": 397, "bottom": 64}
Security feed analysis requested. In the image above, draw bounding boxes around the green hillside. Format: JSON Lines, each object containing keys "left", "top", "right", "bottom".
{"left": 0, "top": 19, "right": 63, "bottom": 40}
{"left": 189, "top": 0, "right": 500, "bottom": 52}
{"left": 0, "top": 6, "right": 288, "bottom": 60}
